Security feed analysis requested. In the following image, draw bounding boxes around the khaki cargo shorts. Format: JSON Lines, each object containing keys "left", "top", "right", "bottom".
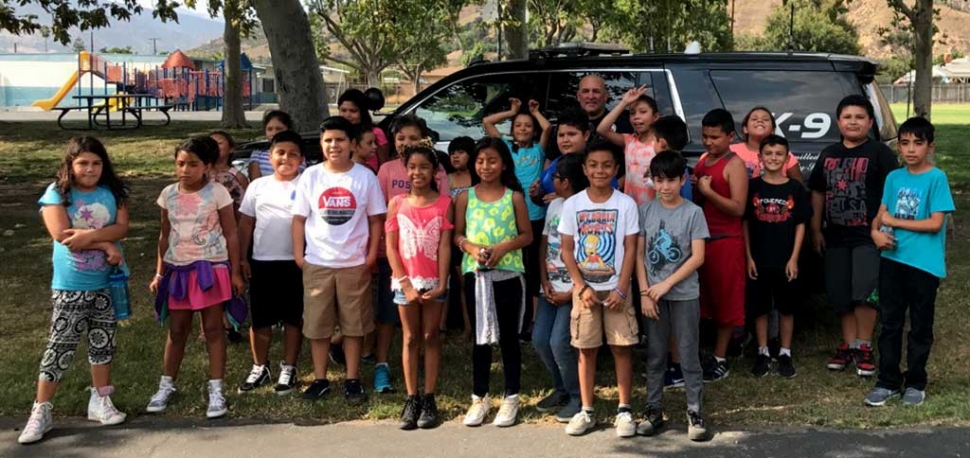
{"left": 570, "top": 289, "right": 638, "bottom": 349}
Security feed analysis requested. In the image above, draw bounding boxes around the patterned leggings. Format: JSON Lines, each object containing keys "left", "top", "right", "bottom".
{"left": 38, "top": 289, "right": 116, "bottom": 383}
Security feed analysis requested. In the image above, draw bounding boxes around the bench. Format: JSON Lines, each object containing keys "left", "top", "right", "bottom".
{"left": 54, "top": 105, "right": 99, "bottom": 130}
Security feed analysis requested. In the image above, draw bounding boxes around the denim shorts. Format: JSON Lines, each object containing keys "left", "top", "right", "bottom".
{"left": 393, "top": 288, "right": 447, "bottom": 306}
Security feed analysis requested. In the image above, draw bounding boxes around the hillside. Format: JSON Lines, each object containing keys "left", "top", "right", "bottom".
{"left": 186, "top": 0, "right": 970, "bottom": 67}
{"left": 734, "top": 0, "right": 970, "bottom": 58}
{"left": 0, "top": 5, "right": 223, "bottom": 54}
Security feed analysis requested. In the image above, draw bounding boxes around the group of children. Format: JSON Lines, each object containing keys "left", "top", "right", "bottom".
{"left": 19, "top": 88, "right": 953, "bottom": 445}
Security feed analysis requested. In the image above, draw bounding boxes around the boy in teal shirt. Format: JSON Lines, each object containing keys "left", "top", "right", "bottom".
{"left": 866, "top": 117, "right": 955, "bottom": 407}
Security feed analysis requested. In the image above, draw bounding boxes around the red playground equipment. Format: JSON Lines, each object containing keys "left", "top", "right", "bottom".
{"left": 32, "top": 50, "right": 256, "bottom": 111}
{"left": 154, "top": 50, "right": 256, "bottom": 111}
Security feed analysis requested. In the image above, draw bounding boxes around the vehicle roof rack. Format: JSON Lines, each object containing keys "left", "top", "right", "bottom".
{"left": 529, "top": 43, "right": 630, "bottom": 59}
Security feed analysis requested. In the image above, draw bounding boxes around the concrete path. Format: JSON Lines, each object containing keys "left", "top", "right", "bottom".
{"left": 1, "top": 417, "right": 967, "bottom": 458}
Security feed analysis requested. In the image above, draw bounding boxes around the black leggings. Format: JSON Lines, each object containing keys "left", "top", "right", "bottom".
{"left": 464, "top": 273, "right": 523, "bottom": 398}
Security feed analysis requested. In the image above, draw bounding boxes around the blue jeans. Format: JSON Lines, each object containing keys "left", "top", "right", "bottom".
{"left": 532, "top": 296, "right": 579, "bottom": 399}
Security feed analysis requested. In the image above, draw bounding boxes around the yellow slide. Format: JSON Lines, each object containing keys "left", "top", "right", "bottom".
{"left": 32, "top": 71, "right": 80, "bottom": 111}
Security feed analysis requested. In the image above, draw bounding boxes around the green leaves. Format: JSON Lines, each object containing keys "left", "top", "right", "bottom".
{"left": 0, "top": 0, "right": 180, "bottom": 45}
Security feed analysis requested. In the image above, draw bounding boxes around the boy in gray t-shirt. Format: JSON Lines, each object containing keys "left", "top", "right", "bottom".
{"left": 634, "top": 151, "right": 711, "bottom": 442}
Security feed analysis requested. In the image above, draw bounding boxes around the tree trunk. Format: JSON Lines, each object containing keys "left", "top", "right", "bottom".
{"left": 365, "top": 68, "right": 381, "bottom": 88}
{"left": 505, "top": 0, "right": 528, "bottom": 59}
{"left": 911, "top": 0, "right": 933, "bottom": 120}
{"left": 252, "top": 0, "right": 328, "bottom": 132}
{"left": 221, "top": 2, "right": 248, "bottom": 128}
{"left": 412, "top": 65, "right": 423, "bottom": 94}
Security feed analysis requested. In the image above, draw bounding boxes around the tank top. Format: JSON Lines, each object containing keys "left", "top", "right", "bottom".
{"left": 461, "top": 187, "right": 525, "bottom": 275}
{"left": 385, "top": 193, "right": 454, "bottom": 291}
{"left": 694, "top": 153, "right": 742, "bottom": 238}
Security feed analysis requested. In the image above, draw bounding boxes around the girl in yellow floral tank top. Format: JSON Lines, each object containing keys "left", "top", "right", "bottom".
{"left": 453, "top": 138, "right": 533, "bottom": 427}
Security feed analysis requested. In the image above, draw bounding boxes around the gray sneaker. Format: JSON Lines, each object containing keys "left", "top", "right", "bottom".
{"left": 555, "top": 397, "right": 582, "bottom": 423}
{"left": 864, "top": 387, "right": 900, "bottom": 407}
{"left": 901, "top": 388, "right": 926, "bottom": 406}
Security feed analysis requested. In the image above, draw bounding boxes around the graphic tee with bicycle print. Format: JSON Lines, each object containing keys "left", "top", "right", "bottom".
{"left": 638, "top": 199, "right": 709, "bottom": 301}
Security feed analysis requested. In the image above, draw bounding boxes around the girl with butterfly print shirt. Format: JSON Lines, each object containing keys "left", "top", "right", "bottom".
{"left": 386, "top": 145, "right": 454, "bottom": 430}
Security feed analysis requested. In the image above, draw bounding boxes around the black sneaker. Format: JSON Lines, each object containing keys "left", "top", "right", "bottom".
{"left": 302, "top": 379, "right": 331, "bottom": 400}
{"left": 329, "top": 344, "right": 346, "bottom": 366}
{"left": 535, "top": 391, "right": 567, "bottom": 413}
{"left": 399, "top": 395, "right": 421, "bottom": 430}
{"left": 751, "top": 354, "right": 771, "bottom": 378}
{"left": 344, "top": 379, "right": 368, "bottom": 405}
{"left": 274, "top": 363, "right": 298, "bottom": 395}
{"left": 664, "top": 364, "right": 685, "bottom": 390}
{"left": 777, "top": 354, "right": 797, "bottom": 378}
{"left": 238, "top": 364, "right": 272, "bottom": 393}
{"left": 417, "top": 394, "right": 439, "bottom": 429}
{"left": 703, "top": 357, "right": 729, "bottom": 383}
{"left": 635, "top": 406, "right": 665, "bottom": 436}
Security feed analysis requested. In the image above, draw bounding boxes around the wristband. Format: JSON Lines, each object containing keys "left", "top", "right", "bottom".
{"left": 579, "top": 284, "right": 591, "bottom": 298}
{"left": 639, "top": 290, "right": 650, "bottom": 296}
{"left": 154, "top": 273, "right": 165, "bottom": 280}
{"left": 613, "top": 288, "right": 628, "bottom": 300}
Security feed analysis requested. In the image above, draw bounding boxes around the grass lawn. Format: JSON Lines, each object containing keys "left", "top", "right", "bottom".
{"left": 1, "top": 112, "right": 969, "bottom": 430}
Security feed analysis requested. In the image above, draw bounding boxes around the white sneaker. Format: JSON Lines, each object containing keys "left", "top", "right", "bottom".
{"left": 18, "top": 402, "right": 53, "bottom": 444}
{"left": 614, "top": 411, "right": 636, "bottom": 438}
{"left": 87, "top": 386, "right": 127, "bottom": 425}
{"left": 565, "top": 410, "right": 595, "bottom": 436}
{"left": 146, "top": 376, "right": 176, "bottom": 413}
{"left": 462, "top": 394, "right": 490, "bottom": 426}
{"left": 207, "top": 380, "right": 228, "bottom": 419}
{"left": 492, "top": 394, "right": 519, "bottom": 427}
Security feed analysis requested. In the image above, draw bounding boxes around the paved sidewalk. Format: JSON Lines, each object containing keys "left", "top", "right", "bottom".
{"left": 1, "top": 417, "right": 967, "bottom": 458}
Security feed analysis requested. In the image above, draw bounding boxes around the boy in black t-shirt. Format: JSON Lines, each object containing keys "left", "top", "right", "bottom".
{"left": 743, "top": 135, "right": 812, "bottom": 378}
{"left": 808, "top": 95, "right": 898, "bottom": 378}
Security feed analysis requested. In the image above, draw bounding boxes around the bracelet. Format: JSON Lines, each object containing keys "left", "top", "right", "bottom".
{"left": 394, "top": 275, "right": 411, "bottom": 284}
{"left": 613, "top": 288, "right": 628, "bottom": 300}
{"left": 154, "top": 273, "right": 165, "bottom": 280}
{"left": 578, "top": 284, "right": 591, "bottom": 297}
{"left": 457, "top": 237, "right": 467, "bottom": 253}
{"left": 639, "top": 290, "right": 650, "bottom": 296}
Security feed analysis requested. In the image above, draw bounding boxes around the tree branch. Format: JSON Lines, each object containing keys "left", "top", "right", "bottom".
{"left": 887, "top": 0, "right": 916, "bottom": 22}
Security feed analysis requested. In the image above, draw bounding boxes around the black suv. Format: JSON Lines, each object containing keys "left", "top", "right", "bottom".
{"left": 379, "top": 45, "right": 898, "bottom": 172}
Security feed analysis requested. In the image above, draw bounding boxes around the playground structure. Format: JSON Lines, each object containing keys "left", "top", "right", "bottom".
{"left": 31, "top": 50, "right": 256, "bottom": 111}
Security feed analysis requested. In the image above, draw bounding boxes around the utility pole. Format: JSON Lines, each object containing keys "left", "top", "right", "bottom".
{"left": 149, "top": 38, "right": 161, "bottom": 55}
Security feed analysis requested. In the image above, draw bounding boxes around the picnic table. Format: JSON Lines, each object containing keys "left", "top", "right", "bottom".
{"left": 55, "top": 94, "right": 174, "bottom": 130}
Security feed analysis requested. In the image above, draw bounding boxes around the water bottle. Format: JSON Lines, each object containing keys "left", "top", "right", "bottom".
{"left": 108, "top": 266, "right": 131, "bottom": 320}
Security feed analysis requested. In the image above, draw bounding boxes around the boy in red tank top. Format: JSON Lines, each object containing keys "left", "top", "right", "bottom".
{"left": 693, "top": 109, "right": 749, "bottom": 382}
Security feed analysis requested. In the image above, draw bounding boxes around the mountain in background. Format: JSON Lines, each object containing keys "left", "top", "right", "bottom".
{"left": 0, "top": 3, "right": 223, "bottom": 55}
{"left": 186, "top": 0, "right": 970, "bottom": 69}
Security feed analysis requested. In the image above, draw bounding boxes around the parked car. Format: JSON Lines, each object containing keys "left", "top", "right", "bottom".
{"left": 379, "top": 44, "right": 899, "bottom": 173}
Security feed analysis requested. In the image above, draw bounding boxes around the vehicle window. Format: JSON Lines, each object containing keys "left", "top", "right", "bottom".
{"left": 867, "top": 81, "right": 898, "bottom": 142}
{"left": 711, "top": 70, "right": 861, "bottom": 143}
{"left": 545, "top": 71, "right": 638, "bottom": 121}
{"left": 411, "top": 73, "right": 542, "bottom": 143}
{"left": 668, "top": 69, "right": 723, "bottom": 149}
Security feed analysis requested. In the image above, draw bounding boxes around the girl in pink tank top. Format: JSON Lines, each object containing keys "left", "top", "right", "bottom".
{"left": 385, "top": 144, "right": 454, "bottom": 429}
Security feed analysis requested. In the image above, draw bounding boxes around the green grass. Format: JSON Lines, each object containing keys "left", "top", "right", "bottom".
{"left": 891, "top": 103, "right": 970, "bottom": 126}
{"left": 1, "top": 119, "right": 970, "bottom": 429}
